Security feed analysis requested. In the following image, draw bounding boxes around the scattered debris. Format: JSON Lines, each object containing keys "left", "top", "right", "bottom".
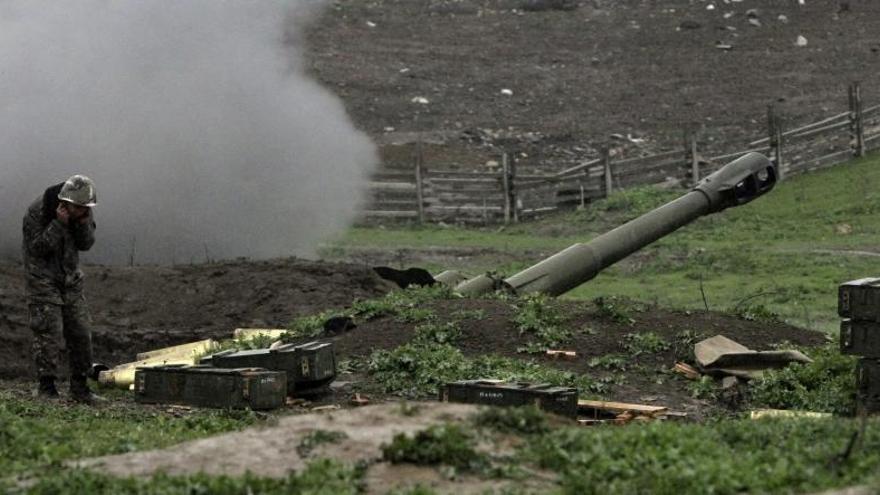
{"left": 674, "top": 362, "right": 701, "bottom": 380}
{"left": 694, "top": 335, "right": 812, "bottom": 380}
{"left": 715, "top": 42, "right": 734, "bottom": 50}
{"left": 311, "top": 405, "right": 341, "bottom": 413}
{"left": 721, "top": 375, "right": 740, "bottom": 389}
{"left": 411, "top": 96, "right": 430, "bottom": 105}
{"left": 577, "top": 400, "right": 670, "bottom": 425}
{"left": 545, "top": 350, "right": 577, "bottom": 360}
{"left": 351, "top": 393, "right": 371, "bottom": 407}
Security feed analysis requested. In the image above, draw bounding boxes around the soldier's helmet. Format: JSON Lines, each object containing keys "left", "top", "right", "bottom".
{"left": 57, "top": 175, "right": 98, "bottom": 207}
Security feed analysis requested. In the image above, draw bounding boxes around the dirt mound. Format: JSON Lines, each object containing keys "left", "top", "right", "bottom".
{"left": 0, "top": 259, "right": 394, "bottom": 378}
{"left": 324, "top": 297, "right": 827, "bottom": 414}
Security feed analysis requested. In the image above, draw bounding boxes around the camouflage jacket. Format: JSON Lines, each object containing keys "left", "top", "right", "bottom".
{"left": 22, "top": 183, "right": 96, "bottom": 305}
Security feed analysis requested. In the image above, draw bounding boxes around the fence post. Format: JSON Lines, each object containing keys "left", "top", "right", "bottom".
{"left": 603, "top": 148, "right": 613, "bottom": 197}
{"left": 686, "top": 131, "right": 700, "bottom": 186}
{"left": 849, "top": 82, "right": 866, "bottom": 158}
{"left": 767, "top": 105, "right": 784, "bottom": 180}
{"left": 414, "top": 138, "right": 425, "bottom": 223}
{"left": 502, "top": 152, "right": 519, "bottom": 223}
{"left": 502, "top": 153, "right": 512, "bottom": 224}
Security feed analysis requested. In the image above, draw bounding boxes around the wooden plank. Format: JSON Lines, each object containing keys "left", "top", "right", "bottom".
{"left": 554, "top": 157, "right": 603, "bottom": 177}
{"left": 749, "top": 110, "right": 851, "bottom": 146}
{"left": 426, "top": 170, "right": 500, "bottom": 179}
{"left": 363, "top": 210, "right": 418, "bottom": 218}
{"left": 578, "top": 399, "right": 668, "bottom": 416}
{"left": 706, "top": 146, "right": 772, "bottom": 163}
{"left": 786, "top": 119, "right": 851, "bottom": 142}
{"left": 368, "top": 181, "right": 416, "bottom": 191}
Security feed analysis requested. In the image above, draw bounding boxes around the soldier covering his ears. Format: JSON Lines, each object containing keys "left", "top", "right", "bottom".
{"left": 22, "top": 175, "right": 103, "bottom": 404}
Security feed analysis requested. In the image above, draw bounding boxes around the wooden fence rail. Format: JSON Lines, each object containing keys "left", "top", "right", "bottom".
{"left": 361, "top": 82, "right": 877, "bottom": 225}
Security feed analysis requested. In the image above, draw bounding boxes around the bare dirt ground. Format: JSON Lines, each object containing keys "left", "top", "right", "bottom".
{"left": 0, "top": 259, "right": 394, "bottom": 379}
{"left": 73, "top": 402, "right": 554, "bottom": 494}
{"left": 305, "top": 0, "right": 880, "bottom": 171}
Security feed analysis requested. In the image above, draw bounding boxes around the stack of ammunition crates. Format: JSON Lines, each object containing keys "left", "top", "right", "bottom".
{"left": 133, "top": 340, "right": 337, "bottom": 410}
{"left": 838, "top": 278, "right": 880, "bottom": 413}
{"left": 200, "top": 341, "right": 336, "bottom": 396}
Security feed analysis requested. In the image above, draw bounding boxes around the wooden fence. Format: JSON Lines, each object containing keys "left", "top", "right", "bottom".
{"left": 362, "top": 82, "right": 880, "bottom": 224}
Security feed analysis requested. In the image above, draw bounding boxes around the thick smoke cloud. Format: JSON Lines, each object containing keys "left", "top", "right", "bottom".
{"left": 0, "top": 1, "right": 376, "bottom": 264}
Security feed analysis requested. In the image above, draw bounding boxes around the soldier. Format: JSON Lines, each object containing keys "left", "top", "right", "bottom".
{"left": 22, "top": 175, "right": 103, "bottom": 404}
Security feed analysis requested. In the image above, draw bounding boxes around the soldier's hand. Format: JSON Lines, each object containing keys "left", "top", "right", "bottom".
{"left": 56, "top": 204, "right": 70, "bottom": 225}
{"left": 77, "top": 210, "right": 92, "bottom": 225}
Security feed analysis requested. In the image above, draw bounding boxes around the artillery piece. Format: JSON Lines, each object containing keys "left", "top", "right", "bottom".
{"left": 377, "top": 152, "right": 777, "bottom": 296}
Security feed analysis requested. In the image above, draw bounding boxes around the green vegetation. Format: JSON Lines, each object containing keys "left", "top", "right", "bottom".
{"left": 21, "top": 460, "right": 362, "bottom": 495}
{"left": 512, "top": 293, "right": 572, "bottom": 353}
{"left": 0, "top": 391, "right": 259, "bottom": 480}
{"left": 325, "top": 152, "right": 880, "bottom": 332}
{"left": 367, "top": 343, "right": 607, "bottom": 398}
{"left": 296, "top": 430, "right": 349, "bottom": 458}
{"left": 474, "top": 405, "right": 551, "bottom": 435}
{"left": 623, "top": 331, "right": 671, "bottom": 356}
{"left": 287, "top": 285, "right": 456, "bottom": 336}
{"left": 381, "top": 424, "right": 487, "bottom": 472}
{"left": 748, "top": 343, "right": 859, "bottom": 415}
{"left": 525, "top": 416, "right": 880, "bottom": 495}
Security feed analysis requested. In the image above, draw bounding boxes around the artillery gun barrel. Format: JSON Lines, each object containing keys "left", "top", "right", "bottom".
{"left": 454, "top": 152, "right": 777, "bottom": 297}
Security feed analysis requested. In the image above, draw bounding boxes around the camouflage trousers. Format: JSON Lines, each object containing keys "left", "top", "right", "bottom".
{"left": 28, "top": 297, "right": 93, "bottom": 380}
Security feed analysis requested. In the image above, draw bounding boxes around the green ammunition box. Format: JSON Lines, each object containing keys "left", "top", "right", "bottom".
{"left": 856, "top": 359, "right": 880, "bottom": 413}
{"left": 134, "top": 365, "right": 286, "bottom": 410}
{"left": 202, "top": 341, "right": 336, "bottom": 396}
{"left": 840, "top": 319, "right": 880, "bottom": 358}
{"left": 838, "top": 278, "right": 880, "bottom": 322}
{"left": 440, "top": 380, "right": 578, "bottom": 418}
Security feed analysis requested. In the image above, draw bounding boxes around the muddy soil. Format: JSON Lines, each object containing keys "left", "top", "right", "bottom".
{"left": 306, "top": 0, "right": 880, "bottom": 171}
{"left": 0, "top": 259, "right": 394, "bottom": 379}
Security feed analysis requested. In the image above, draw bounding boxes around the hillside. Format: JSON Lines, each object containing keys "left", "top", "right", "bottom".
{"left": 305, "top": 0, "right": 880, "bottom": 170}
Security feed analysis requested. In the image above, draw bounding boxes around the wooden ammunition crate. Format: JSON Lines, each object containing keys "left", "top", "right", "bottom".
{"left": 134, "top": 365, "right": 286, "bottom": 410}
{"left": 440, "top": 380, "right": 578, "bottom": 418}
{"left": 840, "top": 319, "right": 880, "bottom": 358}
{"left": 857, "top": 359, "right": 880, "bottom": 412}
{"left": 202, "top": 341, "right": 336, "bottom": 396}
{"left": 839, "top": 278, "right": 880, "bottom": 322}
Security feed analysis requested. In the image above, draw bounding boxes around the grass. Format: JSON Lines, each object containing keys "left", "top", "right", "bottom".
{"left": 324, "top": 152, "right": 880, "bottom": 333}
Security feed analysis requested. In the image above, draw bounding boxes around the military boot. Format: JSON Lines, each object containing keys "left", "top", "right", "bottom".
{"left": 38, "top": 376, "right": 60, "bottom": 399}
{"left": 70, "top": 375, "right": 106, "bottom": 405}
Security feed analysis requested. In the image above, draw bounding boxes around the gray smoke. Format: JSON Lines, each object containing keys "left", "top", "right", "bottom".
{"left": 0, "top": 0, "right": 376, "bottom": 264}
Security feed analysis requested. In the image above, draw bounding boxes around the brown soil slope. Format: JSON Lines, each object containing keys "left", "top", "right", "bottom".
{"left": 306, "top": 0, "right": 880, "bottom": 169}
{"left": 0, "top": 259, "right": 393, "bottom": 378}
